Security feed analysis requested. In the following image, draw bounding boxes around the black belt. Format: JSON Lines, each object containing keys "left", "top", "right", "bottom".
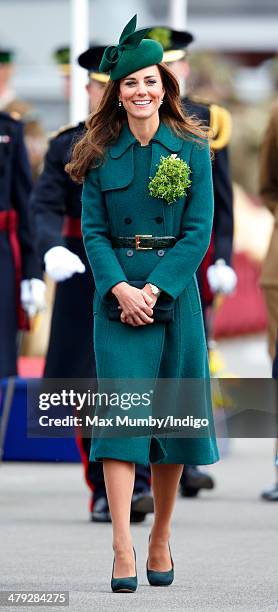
{"left": 111, "top": 235, "right": 177, "bottom": 250}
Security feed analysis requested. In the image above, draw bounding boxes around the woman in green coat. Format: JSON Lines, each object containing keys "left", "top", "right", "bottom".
{"left": 67, "top": 15, "right": 219, "bottom": 593}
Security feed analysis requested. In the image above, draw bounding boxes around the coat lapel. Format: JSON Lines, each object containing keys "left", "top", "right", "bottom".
{"left": 149, "top": 121, "right": 184, "bottom": 177}
{"left": 150, "top": 123, "right": 184, "bottom": 230}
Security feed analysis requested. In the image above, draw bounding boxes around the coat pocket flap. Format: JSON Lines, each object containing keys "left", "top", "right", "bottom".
{"left": 186, "top": 276, "right": 201, "bottom": 315}
{"left": 99, "top": 148, "right": 134, "bottom": 191}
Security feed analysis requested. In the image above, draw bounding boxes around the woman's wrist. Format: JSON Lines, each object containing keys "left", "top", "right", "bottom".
{"left": 147, "top": 283, "right": 161, "bottom": 298}
{"left": 111, "top": 281, "right": 129, "bottom": 298}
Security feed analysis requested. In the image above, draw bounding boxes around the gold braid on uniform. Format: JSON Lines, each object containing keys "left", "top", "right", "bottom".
{"left": 209, "top": 104, "right": 232, "bottom": 150}
{"left": 48, "top": 123, "right": 78, "bottom": 141}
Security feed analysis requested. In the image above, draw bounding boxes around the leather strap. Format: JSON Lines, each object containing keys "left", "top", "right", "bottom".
{"left": 111, "top": 235, "right": 177, "bottom": 249}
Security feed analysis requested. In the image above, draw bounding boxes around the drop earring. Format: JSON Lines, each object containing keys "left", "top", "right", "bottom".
{"left": 160, "top": 99, "right": 164, "bottom": 106}
{"left": 118, "top": 100, "right": 122, "bottom": 107}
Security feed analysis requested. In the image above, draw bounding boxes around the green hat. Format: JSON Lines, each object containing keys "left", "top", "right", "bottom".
{"left": 99, "top": 14, "right": 163, "bottom": 81}
{"left": 78, "top": 46, "right": 110, "bottom": 83}
{"left": 53, "top": 46, "right": 70, "bottom": 75}
{"left": 147, "top": 27, "right": 194, "bottom": 63}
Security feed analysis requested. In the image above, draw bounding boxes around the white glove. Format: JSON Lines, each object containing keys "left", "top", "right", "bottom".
{"left": 44, "top": 246, "right": 85, "bottom": 282}
{"left": 207, "top": 260, "right": 237, "bottom": 295}
{"left": 20, "top": 278, "right": 46, "bottom": 317}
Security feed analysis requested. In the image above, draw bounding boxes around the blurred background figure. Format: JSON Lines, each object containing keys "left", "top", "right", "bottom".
{"left": 0, "top": 48, "right": 46, "bottom": 181}
{"left": 31, "top": 45, "right": 154, "bottom": 523}
{"left": 53, "top": 47, "right": 72, "bottom": 102}
{"left": 148, "top": 25, "right": 236, "bottom": 496}
{"left": 0, "top": 111, "right": 45, "bottom": 380}
{"left": 259, "top": 100, "right": 278, "bottom": 501}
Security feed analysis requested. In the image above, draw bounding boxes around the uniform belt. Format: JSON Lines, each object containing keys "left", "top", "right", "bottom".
{"left": 111, "top": 235, "right": 177, "bottom": 250}
{"left": 62, "top": 215, "right": 82, "bottom": 239}
{"left": 0, "top": 209, "right": 29, "bottom": 330}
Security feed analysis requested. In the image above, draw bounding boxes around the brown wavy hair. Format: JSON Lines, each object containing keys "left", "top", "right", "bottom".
{"left": 65, "top": 62, "right": 209, "bottom": 183}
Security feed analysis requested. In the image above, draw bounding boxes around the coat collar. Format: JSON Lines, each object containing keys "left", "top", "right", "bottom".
{"left": 152, "top": 121, "right": 184, "bottom": 153}
{"left": 109, "top": 120, "right": 183, "bottom": 159}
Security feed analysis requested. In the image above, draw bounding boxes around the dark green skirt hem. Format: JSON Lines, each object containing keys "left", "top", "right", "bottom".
{"left": 89, "top": 435, "right": 220, "bottom": 466}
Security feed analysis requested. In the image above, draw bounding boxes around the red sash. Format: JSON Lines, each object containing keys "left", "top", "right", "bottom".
{"left": 62, "top": 215, "right": 82, "bottom": 239}
{"left": 0, "top": 210, "right": 29, "bottom": 330}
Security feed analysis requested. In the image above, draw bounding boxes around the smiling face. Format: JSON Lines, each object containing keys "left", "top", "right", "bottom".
{"left": 118, "top": 65, "right": 164, "bottom": 121}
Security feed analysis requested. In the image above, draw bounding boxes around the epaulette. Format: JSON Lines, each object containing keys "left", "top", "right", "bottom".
{"left": 9, "top": 111, "right": 21, "bottom": 121}
{"left": 5, "top": 99, "right": 39, "bottom": 124}
{"left": 209, "top": 104, "right": 232, "bottom": 150}
{"left": 48, "top": 122, "right": 80, "bottom": 141}
{"left": 8, "top": 110, "right": 43, "bottom": 128}
{"left": 189, "top": 95, "right": 211, "bottom": 108}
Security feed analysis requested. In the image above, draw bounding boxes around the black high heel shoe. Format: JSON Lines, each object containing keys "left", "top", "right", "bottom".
{"left": 111, "top": 547, "right": 137, "bottom": 593}
{"left": 146, "top": 535, "right": 174, "bottom": 587}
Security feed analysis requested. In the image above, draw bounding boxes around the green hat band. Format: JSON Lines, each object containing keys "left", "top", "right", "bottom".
{"left": 99, "top": 14, "right": 163, "bottom": 81}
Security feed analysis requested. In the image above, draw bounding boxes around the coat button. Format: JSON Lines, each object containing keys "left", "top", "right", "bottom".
{"left": 155, "top": 216, "right": 163, "bottom": 224}
{"left": 157, "top": 249, "right": 165, "bottom": 257}
{"left": 126, "top": 249, "right": 134, "bottom": 257}
{"left": 124, "top": 217, "right": 132, "bottom": 224}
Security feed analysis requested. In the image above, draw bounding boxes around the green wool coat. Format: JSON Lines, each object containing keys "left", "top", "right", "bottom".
{"left": 81, "top": 120, "right": 219, "bottom": 467}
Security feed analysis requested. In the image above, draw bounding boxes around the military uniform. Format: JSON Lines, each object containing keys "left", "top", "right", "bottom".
{"left": 181, "top": 98, "right": 233, "bottom": 496}
{"left": 0, "top": 48, "right": 46, "bottom": 182}
{"left": 0, "top": 112, "right": 41, "bottom": 377}
{"left": 0, "top": 97, "right": 46, "bottom": 182}
{"left": 230, "top": 100, "right": 270, "bottom": 198}
{"left": 183, "top": 97, "right": 233, "bottom": 309}
{"left": 31, "top": 121, "right": 107, "bottom": 510}
{"left": 260, "top": 101, "right": 278, "bottom": 358}
{"left": 259, "top": 101, "right": 278, "bottom": 502}
{"left": 31, "top": 121, "right": 94, "bottom": 376}
{"left": 31, "top": 120, "right": 153, "bottom": 519}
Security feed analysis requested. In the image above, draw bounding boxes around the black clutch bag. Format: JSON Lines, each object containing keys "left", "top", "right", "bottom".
{"left": 104, "top": 281, "right": 175, "bottom": 323}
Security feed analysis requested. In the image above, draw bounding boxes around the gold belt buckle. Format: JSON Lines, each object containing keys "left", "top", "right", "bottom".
{"left": 135, "top": 234, "right": 153, "bottom": 250}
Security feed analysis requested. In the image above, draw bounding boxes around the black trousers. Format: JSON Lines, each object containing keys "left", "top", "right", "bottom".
{"left": 44, "top": 240, "right": 152, "bottom": 508}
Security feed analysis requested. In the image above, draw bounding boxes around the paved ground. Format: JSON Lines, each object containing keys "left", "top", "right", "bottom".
{"left": 0, "top": 438, "right": 277, "bottom": 612}
{"left": 218, "top": 333, "right": 271, "bottom": 378}
{"left": 0, "top": 336, "right": 277, "bottom": 611}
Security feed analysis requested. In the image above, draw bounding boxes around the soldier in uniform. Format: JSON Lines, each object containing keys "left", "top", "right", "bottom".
{"left": 53, "top": 46, "right": 76, "bottom": 101}
{"left": 147, "top": 27, "right": 237, "bottom": 497}
{"left": 0, "top": 112, "right": 45, "bottom": 378}
{"left": 259, "top": 100, "right": 278, "bottom": 501}
{"left": 31, "top": 46, "right": 154, "bottom": 522}
{"left": 0, "top": 48, "right": 46, "bottom": 181}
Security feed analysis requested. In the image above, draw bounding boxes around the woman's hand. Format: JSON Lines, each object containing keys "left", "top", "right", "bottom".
{"left": 142, "top": 283, "right": 159, "bottom": 306}
{"left": 111, "top": 282, "right": 155, "bottom": 326}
